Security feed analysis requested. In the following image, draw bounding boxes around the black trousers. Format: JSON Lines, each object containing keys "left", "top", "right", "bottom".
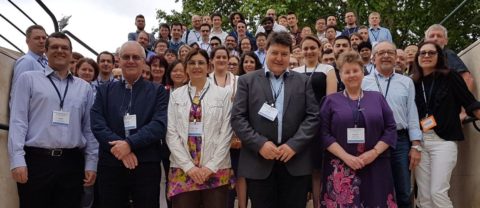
{"left": 96, "top": 162, "right": 161, "bottom": 208}
{"left": 246, "top": 162, "right": 310, "bottom": 208}
{"left": 18, "top": 147, "right": 85, "bottom": 208}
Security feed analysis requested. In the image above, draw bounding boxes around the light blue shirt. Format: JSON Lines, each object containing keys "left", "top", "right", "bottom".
{"left": 362, "top": 70, "right": 422, "bottom": 141}
{"left": 182, "top": 29, "right": 201, "bottom": 45}
{"left": 255, "top": 50, "right": 266, "bottom": 65}
{"left": 264, "top": 66, "right": 287, "bottom": 143}
{"left": 8, "top": 66, "right": 99, "bottom": 171}
{"left": 368, "top": 26, "right": 393, "bottom": 44}
{"left": 11, "top": 50, "right": 47, "bottom": 88}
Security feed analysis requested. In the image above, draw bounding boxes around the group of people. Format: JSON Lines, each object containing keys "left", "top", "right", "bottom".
{"left": 7, "top": 7, "right": 480, "bottom": 208}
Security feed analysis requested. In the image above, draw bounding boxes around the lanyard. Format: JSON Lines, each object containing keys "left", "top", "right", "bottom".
{"left": 213, "top": 72, "right": 228, "bottom": 87}
{"left": 374, "top": 72, "right": 393, "bottom": 98}
{"left": 268, "top": 76, "right": 284, "bottom": 107}
{"left": 421, "top": 78, "right": 435, "bottom": 117}
{"left": 304, "top": 63, "right": 319, "bottom": 78}
{"left": 48, "top": 75, "right": 69, "bottom": 110}
{"left": 188, "top": 83, "right": 210, "bottom": 106}
{"left": 371, "top": 29, "right": 380, "bottom": 41}
{"left": 344, "top": 90, "right": 363, "bottom": 127}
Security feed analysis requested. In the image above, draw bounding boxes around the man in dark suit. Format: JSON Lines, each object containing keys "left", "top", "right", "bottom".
{"left": 231, "top": 31, "right": 320, "bottom": 208}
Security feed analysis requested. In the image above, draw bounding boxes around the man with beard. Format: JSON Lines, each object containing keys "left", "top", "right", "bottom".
{"left": 93, "top": 51, "right": 116, "bottom": 88}
{"left": 128, "top": 14, "right": 155, "bottom": 50}
{"left": 224, "top": 34, "right": 239, "bottom": 57}
{"left": 333, "top": 36, "right": 352, "bottom": 91}
{"left": 182, "top": 15, "right": 203, "bottom": 45}
{"left": 341, "top": 11, "right": 359, "bottom": 37}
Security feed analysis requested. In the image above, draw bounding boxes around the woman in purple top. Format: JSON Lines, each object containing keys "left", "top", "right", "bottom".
{"left": 319, "top": 51, "right": 398, "bottom": 207}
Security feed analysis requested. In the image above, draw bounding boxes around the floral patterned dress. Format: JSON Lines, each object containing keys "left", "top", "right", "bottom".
{"left": 319, "top": 92, "right": 398, "bottom": 208}
{"left": 167, "top": 97, "right": 234, "bottom": 199}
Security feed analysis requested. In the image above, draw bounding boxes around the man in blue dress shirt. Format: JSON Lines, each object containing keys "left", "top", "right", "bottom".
{"left": 8, "top": 32, "right": 99, "bottom": 208}
{"left": 368, "top": 12, "right": 393, "bottom": 46}
{"left": 11, "top": 25, "right": 48, "bottom": 88}
{"left": 362, "top": 41, "right": 422, "bottom": 208}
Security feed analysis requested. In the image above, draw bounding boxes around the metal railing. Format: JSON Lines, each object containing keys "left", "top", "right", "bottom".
{"left": 0, "top": 124, "right": 8, "bottom": 131}
{"left": 463, "top": 117, "right": 480, "bottom": 132}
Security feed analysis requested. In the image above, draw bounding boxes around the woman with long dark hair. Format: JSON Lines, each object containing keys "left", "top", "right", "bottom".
{"left": 412, "top": 41, "right": 480, "bottom": 208}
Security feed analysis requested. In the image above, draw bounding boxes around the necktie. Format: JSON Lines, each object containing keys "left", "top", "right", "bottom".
{"left": 37, "top": 56, "right": 48, "bottom": 68}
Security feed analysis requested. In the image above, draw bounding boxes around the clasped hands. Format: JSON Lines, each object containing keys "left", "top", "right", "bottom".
{"left": 342, "top": 150, "right": 379, "bottom": 170}
{"left": 186, "top": 166, "right": 214, "bottom": 184}
{"left": 259, "top": 141, "right": 296, "bottom": 162}
{"left": 109, "top": 140, "right": 137, "bottom": 169}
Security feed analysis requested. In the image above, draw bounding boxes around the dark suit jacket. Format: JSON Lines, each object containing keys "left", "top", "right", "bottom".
{"left": 90, "top": 78, "right": 168, "bottom": 166}
{"left": 231, "top": 69, "right": 320, "bottom": 179}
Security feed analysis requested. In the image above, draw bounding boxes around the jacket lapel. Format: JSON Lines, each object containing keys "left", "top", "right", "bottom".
{"left": 282, "top": 72, "right": 293, "bottom": 112}
{"left": 258, "top": 71, "right": 275, "bottom": 104}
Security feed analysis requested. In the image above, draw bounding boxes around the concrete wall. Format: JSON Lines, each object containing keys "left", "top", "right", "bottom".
{"left": 451, "top": 40, "right": 480, "bottom": 208}
{"left": 0, "top": 47, "right": 20, "bottom": 208}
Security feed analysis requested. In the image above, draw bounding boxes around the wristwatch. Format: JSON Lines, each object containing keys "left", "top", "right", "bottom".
{"left": 411, "top": 145, "right": 423, "bottom": 152}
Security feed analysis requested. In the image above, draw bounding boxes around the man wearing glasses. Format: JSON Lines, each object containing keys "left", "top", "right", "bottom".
{"left": 90, "top": 41, "right": 168, "bottom": 207}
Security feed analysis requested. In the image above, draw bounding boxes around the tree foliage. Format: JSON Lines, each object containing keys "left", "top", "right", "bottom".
{"left": 156, "top": 0, "right": 479, "bottom": 52}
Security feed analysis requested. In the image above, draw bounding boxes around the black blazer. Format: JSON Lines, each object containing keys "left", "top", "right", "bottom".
{"left": 415, "top": 70, "right": 480, "bottom": 140}
{"left": 90, "top": 78, "right": 168, "bottom": 166}
{"left": 231, "top": 70, "right": 320, "bottom": 179}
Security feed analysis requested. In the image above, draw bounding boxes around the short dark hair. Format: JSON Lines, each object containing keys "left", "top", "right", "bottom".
{"left": 76, "top": 58, "right": 99, "bottom": 79}
{"left": 287, "top": 11, "right": 296, "bottom": 16}
{"left": 154, "top": 39, "right": 169, "bottom": 49}
{"left": 137, "top": 31, "right": 150, "bottom": 41}
{"left": 255, "top": 32, "right": 267, "bottom": 39}
{"left": 171, "top": 22, "right": 183, "bottom": 28}
{"left": 326, "top": 25, "right": 337, "bottom": 32}
{"left": 239, "top": 51, "right": 262, "bottom": 75}
{"left": 72, "top": 52, "right": 84, "bottom": 60}
{"left": 266, "top": 31, "right": 292, "bottom": 51}
{"left": 261, "top": 16, "right": 274, "bottom": 25}
{"left": 45, "top": 32, "right": 72, "bottom": 51}
{"left": 357, "top": 41, "right": 372, "bottom": 52}
{"left": 97, "top": 51, "right": 115, "bottom": 65}
{"left": 335, "top": 35, "right": 351, "bottom": 46}
{"left": 26, "top": 25, "right": 46, "bottom": 39}
{"left": 211, "top": 12, "right": 222, "bottom": 20}
{"left": 135, "top": 14, "right": 145, "bottom": 20}
{"left": 210, "top": 36, "right": 222, "bottom": 45}
{"left": 200, "top": 23, "right": 211, "bottom": 30}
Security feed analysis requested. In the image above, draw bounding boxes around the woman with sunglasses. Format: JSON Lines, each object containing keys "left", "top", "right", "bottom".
{"left": 412, "top": 41, "right": 480, "bottom": 208}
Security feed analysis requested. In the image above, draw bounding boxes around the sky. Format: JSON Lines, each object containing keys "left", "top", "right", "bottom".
{"left": 0, "top": 0, "right": 182, "bottom": 59}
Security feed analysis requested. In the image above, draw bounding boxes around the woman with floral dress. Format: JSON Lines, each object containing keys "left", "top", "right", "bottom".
{"left": 319, "top": 51, "right": 397, "bottom": 207}
{"left": 166, "top": 48, "right": 234, "bottom": 208}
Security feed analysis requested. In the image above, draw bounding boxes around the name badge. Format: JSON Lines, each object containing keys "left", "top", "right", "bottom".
{"left": 188, "top": 122, "right": 203, "bottom": 136}
{"left": 347, "top": 128, "right": 365, "bottom": 144}
{"left": 258, "top": 103, "right": 278, "bottom": 121}
{"left": 52, "top": 110, "right": 70, "bottom": 125}
{"left": 124, "top": 114, "right": 137, "bottom": 130}
{"left": 420, "top": 115, "right": 437, "bottom": 132}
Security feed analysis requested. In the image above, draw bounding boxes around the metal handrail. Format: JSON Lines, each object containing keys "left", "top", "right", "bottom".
{"left": 0, "top": 34, "right": 24, "bottom": 54}
{"left": 35, "top": 0, "right": 59, "bottom": 32}
{"left": 62, "top": 30, "right": 99, "bottom": 56}
{"left": 8, "top": 0, "right": 37, "bottom": 25}
{"left": 463, "top": 116, "right": 480, "bottom": 132}
{"left": 0, "top": 124, "right": 9, "bottom": 131}
{"left": 0, "top": 13, "right": 26, "bottom": 36}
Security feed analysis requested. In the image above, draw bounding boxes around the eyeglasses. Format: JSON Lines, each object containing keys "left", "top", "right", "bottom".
{"left": 201, "top": 30, "right": 210, "bottom": 33}
{"left": 121, "top": 55, "right": 143, "bottom": 61}
{"left": 187, "top": 60, "right": 207, "bottom": 66}
{"left": 210, "top": 43, "right": 220, "bottom": 46}
{"left": 228, "top": 63, "right": 238, "bottom": 67}
{"left": 419, "top": 51, "right": 438, "bottom": 57}
{"left": 376, "top": 50, "right": 396, "bottom": 57}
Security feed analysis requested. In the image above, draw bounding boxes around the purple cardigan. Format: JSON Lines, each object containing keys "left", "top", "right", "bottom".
{"left": 319, "top": 91, "right": 397, "bottom": 153}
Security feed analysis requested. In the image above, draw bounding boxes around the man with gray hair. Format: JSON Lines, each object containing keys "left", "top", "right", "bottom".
{"left": 90, "top": 41, "right": 168, "bottom": 207}
{"left": 362, "top": 41, "right": 422, "bottom": 208}
{"left": 425, "top": 24, "right": 474, "bottom": 91}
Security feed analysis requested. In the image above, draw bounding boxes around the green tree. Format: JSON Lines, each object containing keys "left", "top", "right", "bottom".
{"left": 156, "top": 0, "right": 479, "bottom": 52}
